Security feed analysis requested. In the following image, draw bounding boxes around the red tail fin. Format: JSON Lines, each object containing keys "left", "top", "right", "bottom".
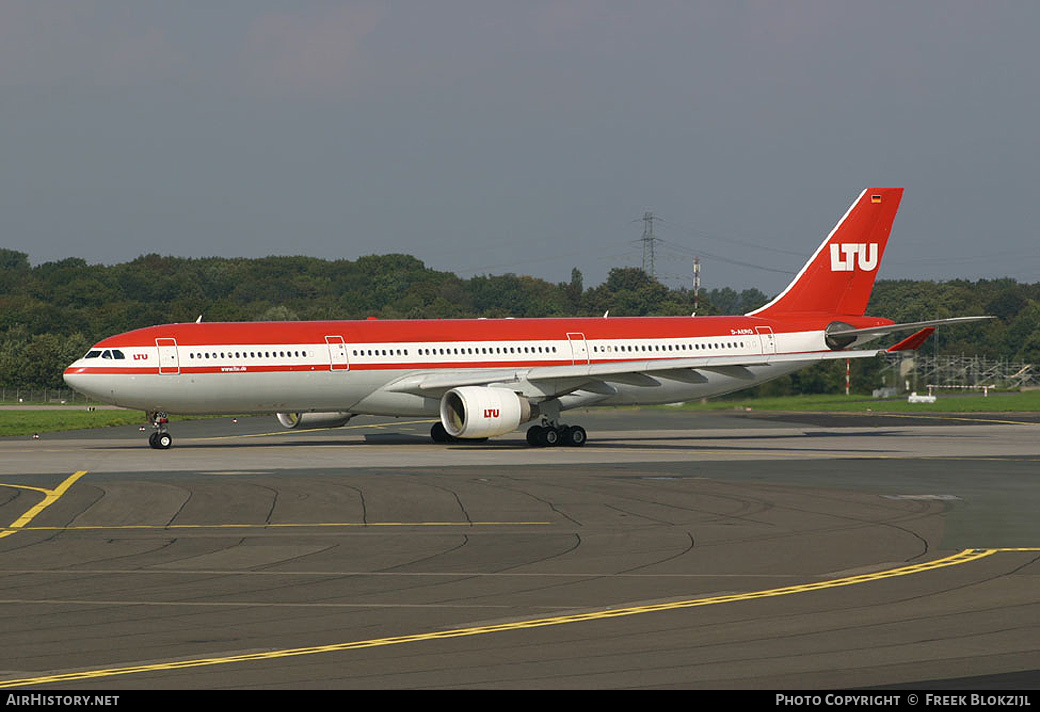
{"left": 747, "top": 188, "right": 903, "bottom": 318}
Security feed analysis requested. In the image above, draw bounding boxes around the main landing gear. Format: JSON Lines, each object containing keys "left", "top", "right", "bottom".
{"left": 429, "top": 420, "right": 585, "bottom": 447}
{"left": 430, "top": 421, "right": 454, "bottom": 443}
{"left": 147, "top": 411, "right": 172, "bottom": 449}
{"left": 526, "top": 422, "right": 587, "bottom": 448}
{"left": 429, "top": 422, "right": 488, "bottom": 444}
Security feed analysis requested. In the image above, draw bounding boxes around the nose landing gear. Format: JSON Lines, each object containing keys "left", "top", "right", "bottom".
{"left": 147, "top": 412, "right": 172, "bottom": 449}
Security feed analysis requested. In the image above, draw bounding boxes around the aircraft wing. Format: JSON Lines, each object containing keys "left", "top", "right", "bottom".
{"left": 384, "top": 349, "right": 883, "bottom": 399}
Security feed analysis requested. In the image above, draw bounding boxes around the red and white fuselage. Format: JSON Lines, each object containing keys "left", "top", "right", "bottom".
{"left": 63, "top": 312, "right": 891, "bottom": 416}
{"left": 64, "top": 188, "right": 986, "bottom": 447}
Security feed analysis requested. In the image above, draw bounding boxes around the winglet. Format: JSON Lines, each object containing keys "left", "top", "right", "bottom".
{"left": 747, "top": 188, "right": 904, "bottom": 319}
{"left": 887, "top": 327, "right": 935, "bottom": 352}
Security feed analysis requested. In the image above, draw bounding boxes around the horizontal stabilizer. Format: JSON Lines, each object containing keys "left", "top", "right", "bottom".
{"left": 828, "top": 316, "right": 992, "bottom": 341}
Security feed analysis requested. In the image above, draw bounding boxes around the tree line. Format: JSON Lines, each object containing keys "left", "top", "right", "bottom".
{"left": 1, "top": 247, "right": 1036, "bottom": 393}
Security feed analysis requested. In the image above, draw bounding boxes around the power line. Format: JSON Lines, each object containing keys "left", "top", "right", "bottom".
{"left": 641, "top": 211, "right": 659, "bottom": 279}
{"left": 656, "top": 237, "right": 797, "bottom": 275}
{"left": 656, "top": 216, "right": 806, "bottom": 257}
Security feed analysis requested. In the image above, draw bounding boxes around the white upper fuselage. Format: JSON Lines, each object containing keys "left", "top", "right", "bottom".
{"left": 63, "top": 314, "right": 889, "bottom": 417}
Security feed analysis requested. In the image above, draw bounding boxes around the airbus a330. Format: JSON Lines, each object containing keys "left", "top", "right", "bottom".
{"left": 64, "top": 188, "right": 987, "bottom": 449}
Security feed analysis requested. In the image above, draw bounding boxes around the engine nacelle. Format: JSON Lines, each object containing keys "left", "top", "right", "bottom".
{"left": 440, "top": 387, "right": 533, "bottom": 439}
{"left": 824, "top": 321, "right": 858, "bottom": 350}
{"left": 276, "top": 412, "right": 353, "bottom": 430}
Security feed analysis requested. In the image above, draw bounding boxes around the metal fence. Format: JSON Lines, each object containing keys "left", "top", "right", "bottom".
{"left": 0, "top": 388, "right": 91, "bottom": 404}
{"left": 881, "top": 354, "right": 1039, "bottom": 391}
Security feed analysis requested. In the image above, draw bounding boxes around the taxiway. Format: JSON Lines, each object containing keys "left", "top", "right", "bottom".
{"left": 1, "top": 409, "right": 1037, "bottom": 689}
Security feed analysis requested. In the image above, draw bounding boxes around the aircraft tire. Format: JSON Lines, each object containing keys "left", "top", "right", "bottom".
{"left": 431, "top": 422, "right": 456, "bottom": 444}
{"left": 563, "top": 425, "right": 587, "bottom": 447}
{"left": 156, "top": 433, "right": 172, "bottom": 449}
{"left": 526, "top": 425, "right": 544, "bottom": 447}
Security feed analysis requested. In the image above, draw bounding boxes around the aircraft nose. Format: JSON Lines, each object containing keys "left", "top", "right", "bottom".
{"left": 63, "top": 367, "right": 94, "bottom": 397}
{"left": 63, "top": 367, "right": 82, "bottom": 389}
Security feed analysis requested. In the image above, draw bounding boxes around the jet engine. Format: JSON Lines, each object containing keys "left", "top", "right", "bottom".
{"left": 824, "top": 321, "right": 858, "bottom": 350}
{"left": 439, "top": 387, "right": 534, "bottom": 439}
{"left": 276, "top": 412, "right": 354, "bottom": 430}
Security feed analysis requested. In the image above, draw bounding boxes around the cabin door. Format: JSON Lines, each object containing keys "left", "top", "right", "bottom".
{"left": 755, "top": 326, "right": 777, "bottom": 355}
{"left": 156, "top": 338, "right": 180, "bottom": 375}
{"left": 567, "top": 332, "right": 589, "bottom": 365}
{"left": 325, "top": 335, "right": 350, "bottom": 371}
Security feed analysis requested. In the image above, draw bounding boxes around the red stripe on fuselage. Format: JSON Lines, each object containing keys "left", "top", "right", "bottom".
{"left": 90, "top": 315, "right": 893, "bottom": 350}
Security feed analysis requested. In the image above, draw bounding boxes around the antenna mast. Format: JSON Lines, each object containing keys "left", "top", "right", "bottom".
{"left": 693, "top": 256, "right": 700, "bottom": 311}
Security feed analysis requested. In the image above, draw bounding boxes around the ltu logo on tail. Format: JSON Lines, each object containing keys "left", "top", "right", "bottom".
{"left": 830, "top": 243, "right": 878, "bottom": 272}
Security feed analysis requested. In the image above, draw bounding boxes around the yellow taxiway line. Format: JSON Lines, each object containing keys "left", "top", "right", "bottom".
{"left": 2, "top": 471, "right": 1036, "bottom": 687}
{"left": 13, "top": 521, "right": 549, "bottom": 532}
{"left": 0, "top": 471, "right": 87, "bottom": 540}
{"left": 3, "top": 547, "right": 1036, "bottom": 688}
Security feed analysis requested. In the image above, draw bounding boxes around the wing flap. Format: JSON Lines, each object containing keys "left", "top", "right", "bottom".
{"left": 700, "top": 365, "right": 755, "bottom": 380}
{"left": 655, "top": 368, "right": 709, "bottom": 384}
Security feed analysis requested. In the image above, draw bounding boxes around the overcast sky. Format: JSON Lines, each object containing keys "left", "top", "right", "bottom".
{"left": 2, "top": 1, "right": 1038, "bottom": 295}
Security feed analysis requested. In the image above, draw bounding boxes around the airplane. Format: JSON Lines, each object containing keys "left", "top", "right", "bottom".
{"left": 63, "top": 188, "right": 989, "bottom": 449}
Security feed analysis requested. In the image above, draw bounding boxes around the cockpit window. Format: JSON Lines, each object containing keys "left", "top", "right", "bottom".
{"left": 101, "top": 350, "right": 112, "bottom": 359}
{"left": 84, "top": 350, "right": 102, "bottom": 359}
{"left": 111, "top": 350, "right": 125, "bottom": 359}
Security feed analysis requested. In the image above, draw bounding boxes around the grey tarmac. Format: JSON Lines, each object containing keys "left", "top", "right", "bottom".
{"left": 0, "top": 409, "right": 1038, "bottom": 689}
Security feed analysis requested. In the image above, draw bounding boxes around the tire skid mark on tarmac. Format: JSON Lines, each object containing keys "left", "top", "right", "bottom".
{"left": 0, "top": 471, "right": 87, "bottom": 540}
{"left": 4, "top": 547, "right": 1038, "bottom": 689}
